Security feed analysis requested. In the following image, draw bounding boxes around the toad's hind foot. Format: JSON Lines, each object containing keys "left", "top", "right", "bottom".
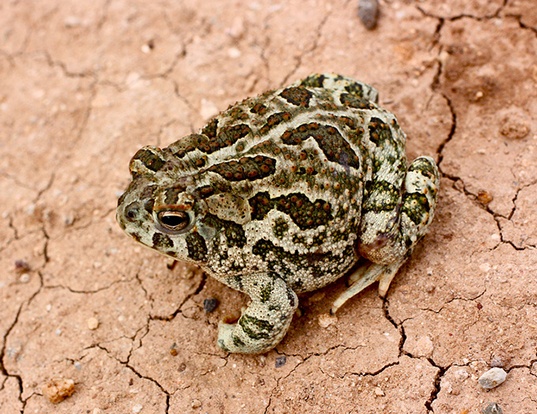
{"left": 218, "top": 274, "right": 298, "bottom": 354}
{"left": 330, "top": 260, "right": 403, "bottom": 314}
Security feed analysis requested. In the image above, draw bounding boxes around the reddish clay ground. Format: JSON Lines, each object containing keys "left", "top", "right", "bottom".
{"left": 1, "top": 1, "right": 536, "bottom": 413}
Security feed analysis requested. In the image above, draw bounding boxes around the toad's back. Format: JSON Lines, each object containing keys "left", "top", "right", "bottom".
{"left": 117, "top": 73, "right": 439, "bottom": 354}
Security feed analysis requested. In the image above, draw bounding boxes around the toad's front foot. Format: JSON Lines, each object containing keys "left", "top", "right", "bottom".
{"left": 217, "top": 274, "right": 298, "bottom": 354}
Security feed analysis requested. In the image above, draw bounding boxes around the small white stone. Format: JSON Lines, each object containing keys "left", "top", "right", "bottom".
{"left": 227, "top": 47, "right": 241, "bottom": 58}
{"left": 374, "top": 386, "right": 385, "bottom": 396}
{"left": 479, "top": 262, "right": 491, "bottom": 272}
{"left": 478, "top": 367, "right": 507, "bottom": 389}
{"left": 132, "top": 403, "right": 143, "bottom": 413}
{"left": 19, "top": 273, "right": 31, "bottom": 283}
{"left": 87, "top": 317, "right": 99, "bottom": 330}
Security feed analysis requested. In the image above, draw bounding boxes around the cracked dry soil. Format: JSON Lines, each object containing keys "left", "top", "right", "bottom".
{"left": 1, "top": 0, "right": 537, "bottom": 413}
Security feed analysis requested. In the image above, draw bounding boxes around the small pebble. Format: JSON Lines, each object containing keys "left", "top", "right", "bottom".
{"left": 191, "top": 399, "right": 202, "bottom": 409}
{"left": 477, "top": 190, "right": 493, "bottom": 206}
{"left": 358, "top": 0, "right": 379, "bottom": 30}
{"left": 478, "top": 367, "right": 507, "bottom": 389}
{"left": 132, "top": 403, "right": 143, "bottom": 413}
{"left": 374, "top": 386, "right": 385, "bottom": 396}
{"left": 19, "top": 273, "right": 31, "bottom": 283}
{"left": 170, "top": 343, "right": 178, "bottom": 356}
{"left": 482, "top": 402, "right": 503, "bottom": 414}
{"left": 275, "top": 355, "right": 287, "bottom": 368}
{"left": 42, "top": 378, "right": 75, "bottom": 404}
{"left": 87, "top": 317, "right": 99, "bottom": 330}
{"left": 203, "top": 298, "right": 219, "bottom": 313}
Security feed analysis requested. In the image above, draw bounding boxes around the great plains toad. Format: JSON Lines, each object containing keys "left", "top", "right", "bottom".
{"left": 117, "top": 73, "right": 440, "bottom": 354}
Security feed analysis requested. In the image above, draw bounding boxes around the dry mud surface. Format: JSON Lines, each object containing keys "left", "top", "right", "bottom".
{"left": 1, "top": 0, "right": 537, "bottom": 413}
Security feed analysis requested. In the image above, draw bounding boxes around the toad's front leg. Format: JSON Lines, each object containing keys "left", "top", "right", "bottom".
{"left": 218, "top": 273, "right": 298, "bottom": 354}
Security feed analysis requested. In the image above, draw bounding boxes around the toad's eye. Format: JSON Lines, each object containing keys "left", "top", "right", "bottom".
{"left": 157, "top": 211, "right": 191, "bottom": 233}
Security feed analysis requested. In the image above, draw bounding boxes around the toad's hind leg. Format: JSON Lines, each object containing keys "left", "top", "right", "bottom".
{"left": 218, "top": 273, "right": 298, "bottom": 354}
{"left": 332, "top": 156, "right": 439, "bottom": 313}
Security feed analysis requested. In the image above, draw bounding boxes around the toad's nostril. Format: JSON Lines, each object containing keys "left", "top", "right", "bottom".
{"left": 125, "top": 202, "right": 139, "bottom": 221}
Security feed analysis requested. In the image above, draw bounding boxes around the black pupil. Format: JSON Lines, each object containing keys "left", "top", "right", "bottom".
{"left": 161, "top": 213, "right": 188, "bottom": 228}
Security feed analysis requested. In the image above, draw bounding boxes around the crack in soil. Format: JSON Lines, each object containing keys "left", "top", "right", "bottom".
{"left": 0, "top": 305, "right": 27, "bottom": 409}
{"left": 417, "top": 0, "right": 508, "bottom": 21}
{"left": 98, "top": 343, "right": 172, "bottom": 414}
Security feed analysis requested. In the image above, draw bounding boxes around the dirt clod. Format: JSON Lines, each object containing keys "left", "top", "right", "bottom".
{"left": 42, "top": 378, "right": 75, "bottom": 404}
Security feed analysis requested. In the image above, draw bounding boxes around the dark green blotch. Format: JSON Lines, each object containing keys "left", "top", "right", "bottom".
{"left": 344, "top": 82, "right": 365, "bottom": 98}
{"left": 286, "top": 286, "right": 296, "bottom": 307}
{"left": 249, "top": 192, "right": 273, "bottom": 221}
{"left": 274, "top": 193, "right": 332, "bottom": 230}
{"left": 363, "top": 180, "right": 400, "bottom": 213}
{"left": 232, "top": 335, "right": 246, "bottom": 348}
{"left": 250, "top": 102, "right": 268, "bottom": 115}
{"left": 402, "top": 192, "right": 430, "bottom": 225}
{"left": 260, "top": 282, "right": 273, "bottom": 303}
{"left": 368, "top": 117, "right": 393, "bottom": 146}
{"left": 252, "top": 239, "right": 338, "bottom": 281}
{"left": 185, "top": 232, "right": 208, "bottom": 261}
{"left": 340, "top": 93, "right": 374, "bottom": 110}
{"left": 208, "top": 156, "right": 276, "bottom": 182}
{"left": 280, "top": 86, "right": 313, "bottom": 107}
{"left": 218, "top": 124, "right": 252, "bottom": 146}
{"left": 281, "top": 123, "right": 360, "bottom": 170}
{"left": 250, "top": 192, "right": 333, "bottom": 230}
{"left": 184, "top": 122, "right": 252, "bottom": 155}
{"left": 202, "top": 118, "right": 218, "bottom": 139}
{"left": 408, "top": 158, "right": 437, "bottom": 180}
{"left": 251, "top": 239, "right": 274, "bottom": 259}
{"left": 203, "top": 214, "right": 246, "bottom": 248}
{"left": 239, "top": 314, "right": 273, "bottom": 340}
{"left": 152, "top": 233, "right": 174, "bottom": 250}
{"left": 132, "top": 148, "right": 166, "bottom": 173}
{"left": 259, "top": 111, "right": 292, "bottom": 134}
{"left": 272, "top": 217, "right": 289, "bottom": 239}
{"left": 299, "top": 74, "right": 326, "bottom": 88}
